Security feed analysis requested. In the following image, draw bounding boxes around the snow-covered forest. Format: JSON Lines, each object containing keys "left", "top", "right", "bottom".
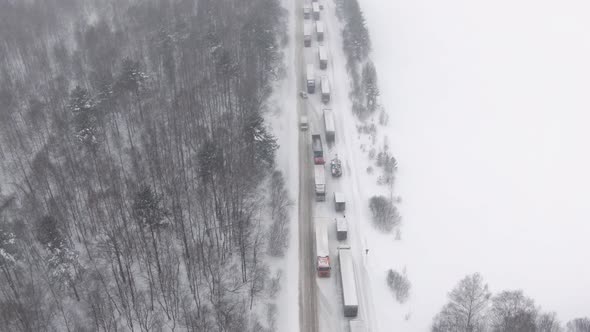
{"left": 0, "top": 0, "right": 290, "bottom": 330}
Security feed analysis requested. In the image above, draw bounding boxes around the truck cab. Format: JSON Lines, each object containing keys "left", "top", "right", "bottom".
{"left": 300, "top": 115, "right": 309, "bottom": 131}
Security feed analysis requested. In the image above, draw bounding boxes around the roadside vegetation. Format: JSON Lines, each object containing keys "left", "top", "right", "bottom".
{"left": 336, "top": 0, "right": 398, "bottom": 194}
{"left": 336, "top": 0, "right": 377, "bottom": 120}
{"left": 386, "top": 269, "right": 411, "bottom": 304}
{"left": 432, "top": 273, "right": 590, "bottom": 332}
{"left": 267, "top": 170, "right": 292, "bottom": 257}
{"left": 336, "top": 0, "right": 401, "bottom": 239}
{"left": 369, "top": 195, "right": 400, "bottom": 232}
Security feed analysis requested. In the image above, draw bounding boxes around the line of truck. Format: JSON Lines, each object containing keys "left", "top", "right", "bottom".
{"left": 302, "top": 1, "right": 365, "bottom": 328}
{"left": 302, "top": 1, "right": 330, "bottom": 105}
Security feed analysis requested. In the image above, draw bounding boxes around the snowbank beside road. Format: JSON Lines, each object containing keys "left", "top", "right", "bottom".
{"left": 267, "top": 1, "right": 300, "bottom": 332}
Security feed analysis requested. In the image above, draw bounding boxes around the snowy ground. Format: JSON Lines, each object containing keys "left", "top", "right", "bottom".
{"left": 267, "top": 1, "right": 300, "bottom": 331}
{"left": 357, "top": 0, "right": 590, "bottom": 330}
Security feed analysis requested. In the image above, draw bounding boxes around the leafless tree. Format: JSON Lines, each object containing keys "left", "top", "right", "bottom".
{"left": 432, "top": 273, "right": 491, "bottom": 332}
{"left": 537, "top": 312, "right": 563, "bottom": 332}
{"left": 490, "top": 290, "right": 538, "bottom": 332}
{"left": 267, "top": 170, "right": 292, "bottom": 256}
{"left": 567, "top": 318, "right": 590, "bottom": 332}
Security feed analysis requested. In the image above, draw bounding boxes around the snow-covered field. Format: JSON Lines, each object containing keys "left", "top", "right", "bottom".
{"left": 359, "top": 0, "right": 590, "bottom": 330}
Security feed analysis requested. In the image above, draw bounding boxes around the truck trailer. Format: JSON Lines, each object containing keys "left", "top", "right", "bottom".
{"left": 303, "top": 5, "right": 311, "bottom": 19}
{"left": 316, "top": 21, "right": 324, "bottom": 41}
{"left": 318, "top": 46, "right": 328, "bottom": 69}
{"left": 323, "top": 109, "right": 335, "bottom": 141}
{"left": 336, "top": 218, "right": 348, "bottom": 241}
{"left": 338, "top": 247, "right": 359, "bottom": 317}
{"left": 320, "top": 76, "right": 330, "bottom": 103}
{"left": 304, "top": 23, "right": 312, "bottom": 47}
{"left": 315, "top": 223, "right": 330, "bottom": 277}
{"left": 314, "top": 165, "right": 326, "bottom": 201}
{"left": 311, "top": 134, "right": 325, "bottom": 164}
{"left": 306, "top": 64, "right": 315, "bottom": 93}
{"left": 334, "top": 192, "right": 346, "bottom": 212}
{"left": 312, "top": 2, "right": 320, "bottom": 20}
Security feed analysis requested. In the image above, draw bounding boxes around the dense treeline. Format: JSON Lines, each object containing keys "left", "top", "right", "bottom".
{"left": 335, "top": 0, "right": 378, "bottom": 119}
{"left": 0, "top": 0, "right": 288, "bottom": 330}
{"left": 432, "top": 273, "right": 590, "bottom": 332}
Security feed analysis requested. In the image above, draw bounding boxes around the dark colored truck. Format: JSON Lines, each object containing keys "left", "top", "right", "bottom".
{"left": 312, "top": 134, "right": 325, "bottom": 164}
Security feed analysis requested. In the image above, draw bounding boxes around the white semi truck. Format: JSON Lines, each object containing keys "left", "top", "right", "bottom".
{"left": 316, "top": 21, "right": 324, "bottom": 41}
{"left": 314, "top": 165, "right": 326, "bottom": 201}
{"left": 318, "top": 46, "right": 328, "bottom": 69}
{"left": 320, "top": 76, "right": 330, "bottom": 103}
{"left": 323, "top": 109, "right": 335, "bottom": 141}
{"left": 306, "top": 64, "right": 315, "bottom": 93}
{"left": 312, "top": 2, "right": 320, "bottom": 20}
{"left": 303, "top": 5, "right": 311, "bottom": 19}
{"left": 315, "top": 222, "right": 331, "bottom": 277}
{"left": 338, "top": 247, "right": 359, "bottom": 317}
{"left": 304, "top": 23, "right": 312, "bottom": 47}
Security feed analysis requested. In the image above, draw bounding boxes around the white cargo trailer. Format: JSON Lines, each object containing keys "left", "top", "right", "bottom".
{"left": 323, "top": 109, "right": 335, "bottom": 141}
{"left": 314, "top": 165, "right": 326, "bottom": 201}
{"left": 315, "top": 222, "right": 331, "bottom": 277}
{"left": 320, "top": 76, "right": 330, "bottom": 103}
{"left": 316, "top": 21, "right": 324, "bottom": 41}
{"left": 303, "top": 5, "right": 311, "bottom": 19}
{"left": 336, "top": 218, "right": 347, "bottom": 241}
{"left": 304, "top": 23, "right": 312, "bottom": 47}
{"left": 312, "top": 2, "right": 320, "bottom": 20}
{"left": 338, "top": 247, "right": 359, "bottom": 317}
{"left": 334, "top": 192, "right": 345, "bottom": 211}
{"left": 306, "top": 64, "right": 315, "bottom": 93}
{"left": 318, "top": 46, "right": 328, "bottom": 69}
